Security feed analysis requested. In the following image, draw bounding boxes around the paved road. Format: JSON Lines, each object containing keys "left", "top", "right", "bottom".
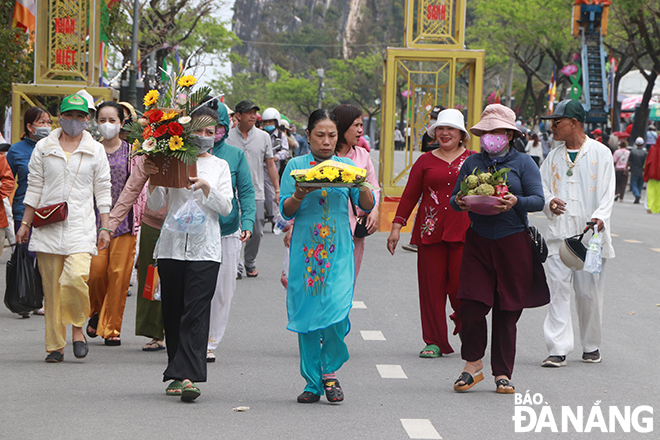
{"left": 1, "top": 195, "right": 658, "bottom": 439}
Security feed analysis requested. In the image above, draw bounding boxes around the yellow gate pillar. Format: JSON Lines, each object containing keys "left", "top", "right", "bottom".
{"left": 11, "top": 0, "right": 118, "bottom": 143}
{"left": 379, "top": 0, "right": 484, "bottom": 232}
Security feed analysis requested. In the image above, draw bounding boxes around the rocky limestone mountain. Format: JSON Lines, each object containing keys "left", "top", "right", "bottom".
{"left": 231, "top": 0, "right": 404, "bottom": 76}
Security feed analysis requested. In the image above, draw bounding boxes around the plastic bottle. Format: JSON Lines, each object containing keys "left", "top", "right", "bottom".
{"left": 272, "top": 213, "right": 291, "bottom": 236}
{"left": 583, "top": 231, "right": 602, "bottom": 273}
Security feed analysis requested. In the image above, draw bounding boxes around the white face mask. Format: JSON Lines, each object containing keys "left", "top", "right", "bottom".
{"left": 98, "top": 122, "right": 121, "bottom": 140}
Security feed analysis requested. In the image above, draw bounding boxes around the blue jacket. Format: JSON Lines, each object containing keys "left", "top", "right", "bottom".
{"left": 6, "top": 137, "right": 37, "bottom": 222}
{"left": 450, "top": 147, "right": 544, "bottom": 240}
{"left": 213, "top": 105, "right": 256, "bottom": 236}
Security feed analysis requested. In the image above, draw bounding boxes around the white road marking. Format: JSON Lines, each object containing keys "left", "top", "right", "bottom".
{"left": 377, "top": 364, "right": 407, "bottom": 379}
{"left": 611, "top": 233, "right": 619, "bottom": 237}
{"left": 400, "top": 419, "right": 442, "bottom": 439}
{"left": 651, "top": 248, "right": 660, "bottom": 253}
{"left": 352, "top": 301, "right": 367, "bottom": 309}
{"left": 623, "top": 239, "right": 643, "bottom": 243}
{"left": 360, "top": 330, "right": 386, "bottom": 341}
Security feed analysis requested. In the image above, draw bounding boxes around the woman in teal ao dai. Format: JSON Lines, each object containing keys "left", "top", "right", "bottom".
{"left": 280, "top": 109, "right": 375, "bottom": 404}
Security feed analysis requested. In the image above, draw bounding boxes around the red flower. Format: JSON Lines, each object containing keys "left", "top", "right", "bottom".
{"left": 142, "top": 126, "right": 153, "bottom": 139}
{"left": 147, "top": 110, "right": 164, "bottom": 124}
{"left": 152, "top": 124, "right": 168, "bottom": 138}
{"left": 168, "top": 122, "right": 183, "bottom": 136}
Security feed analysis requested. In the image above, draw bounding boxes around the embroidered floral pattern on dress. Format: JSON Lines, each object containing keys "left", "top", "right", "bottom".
{"left": 420, "top": 206, "right": 438, "bottom": 236}
{"left": 302, "top": 189, "right": 335, "bottom": 296}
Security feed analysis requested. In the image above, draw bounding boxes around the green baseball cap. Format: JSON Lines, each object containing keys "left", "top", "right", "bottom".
{"left": 60, "top": 94, "right": 89, "bottom": 114}
{"left": 541, "top": 99, "right": 585, "bottom": 123}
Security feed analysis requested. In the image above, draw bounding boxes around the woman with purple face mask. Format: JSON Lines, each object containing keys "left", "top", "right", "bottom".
{"left": 449, "top": 104, "right": 549, "bottom": 395}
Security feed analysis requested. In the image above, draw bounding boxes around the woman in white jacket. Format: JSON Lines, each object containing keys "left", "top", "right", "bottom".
{"left": 16, "top": 94, "right": 112, "bottom": 363}
{"left": 144, "top": 106, "right": 233, "bottom": 402}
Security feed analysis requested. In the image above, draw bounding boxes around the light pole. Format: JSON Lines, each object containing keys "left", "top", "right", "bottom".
{"left": 317, "top": 68, "right": 324, "bottom": 109}
{"left": 127, "top": 0, "right": 140, "bottom": 107}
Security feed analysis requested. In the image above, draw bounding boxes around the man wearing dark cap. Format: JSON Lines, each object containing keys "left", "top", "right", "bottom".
{"left": 227, "top": 100, "right": 280, "bottom": 278}
{"left": 538, "top": 99, "right": 615, "bottom": 368}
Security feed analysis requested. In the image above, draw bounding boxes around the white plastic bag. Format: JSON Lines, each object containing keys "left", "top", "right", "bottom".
{"left": 583, "top": 231, "right": 602, "bottom": 273}
{"left": 164, "top": 185, "right": 207, "bottom": 234}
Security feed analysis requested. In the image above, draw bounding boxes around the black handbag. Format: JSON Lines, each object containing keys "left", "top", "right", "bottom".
{"left": 514, "top": 208, "right": 548, "bottom": 263}
{"left": 350, "top": 198, "right": 371, "bottom": 239}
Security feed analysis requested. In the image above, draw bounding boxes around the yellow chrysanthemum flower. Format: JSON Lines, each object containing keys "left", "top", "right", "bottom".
{"left": 177, "top": 75, "right": 197, "bottom": 88}
{"left": 132, "top": 139, "right": 141, "bottom": 151}
{"left": 305, "top": 169, "right": 323, "bottom": 181}
{"left": 341, "top": 170, "right": 356, "bottom": 183}
{"left": 160, "top": 110, "right": 178, "bottom": 122}
{"left": 169, "top": 135, "right": 183, "bottom": 151}
{"left": 143, "top": 89, "right": 159, "bottom": 107}
{"left": 321, "top": 167, "right": 340, "bottom": 181}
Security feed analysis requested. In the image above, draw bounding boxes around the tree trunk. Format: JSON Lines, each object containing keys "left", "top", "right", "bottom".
{"left": 505, "top": 55, "right": 514, "bottom": 108}
{"left": 630, "top": 70, "right": 658, "bottom": 141}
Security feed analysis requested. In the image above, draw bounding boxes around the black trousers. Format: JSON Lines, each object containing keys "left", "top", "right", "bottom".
{"left": 158, "top": 259, "right": 220, "bottom": 383}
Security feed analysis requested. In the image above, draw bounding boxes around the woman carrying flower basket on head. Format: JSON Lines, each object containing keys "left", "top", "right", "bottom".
{"left": 450, "top": 104, "right": 549, "bottom": 394}
{"left": 333, "top": 104, "right": 380, "bottom": 278}
{"left": 86, "top": 101, "right": 143, "bottom": 346}
{"left": 143, "top": 104, "right": 233, "bottom": 402}
{"left": 386, "top": 109, "right": 472, "bottom": 359}
{"left": 280, "top": 109, "right": 374, "bottom": 404}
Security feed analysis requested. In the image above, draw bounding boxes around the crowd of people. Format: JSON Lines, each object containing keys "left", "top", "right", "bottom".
{"left": 4, "top": 88, "right": 657, "bottom": 404}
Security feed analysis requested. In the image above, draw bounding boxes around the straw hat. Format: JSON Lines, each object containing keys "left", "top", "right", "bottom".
{"left": 426, "top": 109, "right": 470, "bottom": 140}
{"left": 470, "top": 104, "right": 522, "bottom": 138}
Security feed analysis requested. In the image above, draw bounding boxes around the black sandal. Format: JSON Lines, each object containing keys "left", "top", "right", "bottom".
{"left": 453, "top": 370, "right": 483, "bottom": 392}
{"left": 86, "top": 314, "right": 99, "bottom": 338}
{"left": 323, "top": 378, "right": 344, "bottom": 403}
{"left": 297, "top": 391, "right": 320, "bottom": 403}
{"left": 495, "top": 378, "right": 515, "bottom": 394}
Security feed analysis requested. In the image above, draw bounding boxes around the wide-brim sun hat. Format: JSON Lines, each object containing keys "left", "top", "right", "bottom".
{"left": 470, "top": 104, "right": 522, "bottom": 138}
{"left": 427, "top": 109, "right": 470, "bottom": 141}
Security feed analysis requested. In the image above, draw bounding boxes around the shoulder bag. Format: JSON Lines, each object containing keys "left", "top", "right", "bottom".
{"left": 350, "top": 197, "right": 371, "bottom": 239}
{"left": 32, "top": 153, "right": 82, "bottom": 228}
{"left": 514, "top": 207, "right": 548, "bottom": 263}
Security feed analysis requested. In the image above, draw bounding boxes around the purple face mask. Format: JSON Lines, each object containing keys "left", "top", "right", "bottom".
{"left": 480, "top": 133, "right": 509, "bottom": 154}
{"left": 214, "top": 126, "right": 226, "bottom": 143}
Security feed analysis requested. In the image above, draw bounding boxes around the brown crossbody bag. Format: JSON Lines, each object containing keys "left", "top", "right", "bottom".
{"left": 32, "top": 154, "right": 82, "bottom": 229}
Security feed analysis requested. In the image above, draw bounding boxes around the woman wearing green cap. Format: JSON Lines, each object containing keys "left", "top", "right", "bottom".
{"left": 16, "top": 93, "right": 112, "bottom": 363}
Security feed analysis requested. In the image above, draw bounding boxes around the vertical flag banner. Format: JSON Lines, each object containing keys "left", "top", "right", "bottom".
{"left": 12, "top": 0, "right": 36, "bottom": 33}
{"left": 548, "top": 66, "right": 557, "bottom": 114}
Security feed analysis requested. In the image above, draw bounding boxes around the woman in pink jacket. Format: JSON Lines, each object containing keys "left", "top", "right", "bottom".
{"left": 332, "top": 104, "right": 380, "bottom": 277}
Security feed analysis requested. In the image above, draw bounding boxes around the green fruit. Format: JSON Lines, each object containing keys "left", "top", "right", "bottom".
{"left": 467, "top": 189, "right": 476, "bottom": 196}
{"left": 474, "top": 183, "right": 495, "bottom": 196}
{"left": 479, "top": 172, "right": 492, "bottom": 184}
{"left": 466, "top": 175, "right": 479, "bottom": 189}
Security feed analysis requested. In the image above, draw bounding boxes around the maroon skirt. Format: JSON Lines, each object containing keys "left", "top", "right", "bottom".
{"left": 458, "top": 228, "right": 550, "bottom": 311}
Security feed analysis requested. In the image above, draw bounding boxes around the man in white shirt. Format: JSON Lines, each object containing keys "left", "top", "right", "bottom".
{"left": 226, "top": 100, "right": 280, "bottom": 278}
{"left": 539, "top": 99, "right": 615, "bottom": 367}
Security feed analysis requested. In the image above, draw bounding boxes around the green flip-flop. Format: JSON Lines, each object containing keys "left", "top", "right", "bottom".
{"left": 166, "top": 380, "right": 183, "bottom": 396}
{"left": 419, "top": 344, "right": 442, "bottom": 358}
{"left": 180, "top": 380, "right": 201, "bottom": 402}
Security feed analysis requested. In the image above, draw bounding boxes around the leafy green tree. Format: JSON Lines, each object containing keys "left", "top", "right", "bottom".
{"left": 611, "top": 0, "right": 660, "bottom": 138}
{"left": 467, "top": 0, "right": 578, "bottom": 120}
{"left": 327, "top": 54, "right": 383, "bottom": 134}
{"left": 105, "top": 1, "right": 238, "bottom": 85}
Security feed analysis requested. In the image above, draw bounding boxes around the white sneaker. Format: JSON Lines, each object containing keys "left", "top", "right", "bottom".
{"left": 541, "top": 355, "right": 566, "bottom": 367}
{"left": 206, "top": 350, "right": 216, "bottom": 363}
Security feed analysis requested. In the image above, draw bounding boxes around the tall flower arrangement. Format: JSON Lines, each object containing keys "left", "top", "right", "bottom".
{"left": 125, "top": 71, "right": 215, "bottom": 165}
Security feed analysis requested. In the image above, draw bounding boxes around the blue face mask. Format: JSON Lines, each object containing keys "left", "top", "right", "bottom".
{"left": 264, "top": 125, "right": 275, "bottom": 133}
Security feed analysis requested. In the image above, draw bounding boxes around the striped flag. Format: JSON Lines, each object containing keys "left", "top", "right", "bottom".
{"left": 12, "top": 0, "right": 36, "bottom": 33}
{"left": 548, "top": 66, "right": 557, "bottom": 114}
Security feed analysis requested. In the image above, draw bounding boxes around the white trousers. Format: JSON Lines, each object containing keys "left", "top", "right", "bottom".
{"left": 208, "top": 232, "right": 242, "bottom": 351}
{"left": 543, "top": 254, "right": 607, "bottom": 356}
